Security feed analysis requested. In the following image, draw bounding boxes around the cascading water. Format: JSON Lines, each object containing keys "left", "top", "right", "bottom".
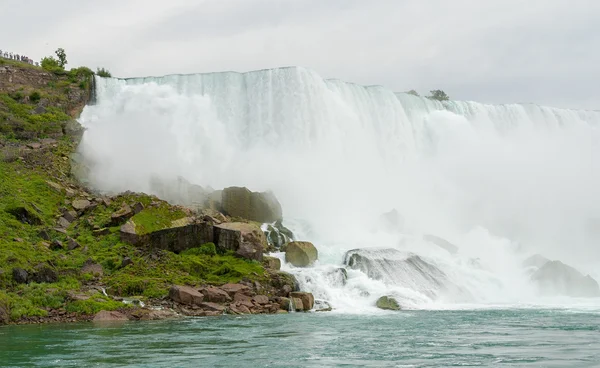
{"left": 78, "top": 66, "right": 600, "bottom": 312}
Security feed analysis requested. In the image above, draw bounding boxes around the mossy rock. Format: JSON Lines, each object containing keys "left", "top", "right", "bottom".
{"left": 376, "top": 296, "right": 401, "bottom": 311}
{"left": 221, "top": 186, "right": 282, "bottom": 223}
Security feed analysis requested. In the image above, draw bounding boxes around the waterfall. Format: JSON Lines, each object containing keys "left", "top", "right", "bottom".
{"left": 78, "top": 66, "right": 600, "bottom": 311}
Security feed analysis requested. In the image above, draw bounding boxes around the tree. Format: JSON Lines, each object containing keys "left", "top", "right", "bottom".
{"left": 427, "top": 90, "right": 450, "bottom": 101}
{"left": 96, "top": 67, "right": 112, "bottom": 78}
{"left": 55, "top": 48, "right": 67, "bottom": 68}
{"left": 406, "top": 89, "right": 419, "bottom": 96}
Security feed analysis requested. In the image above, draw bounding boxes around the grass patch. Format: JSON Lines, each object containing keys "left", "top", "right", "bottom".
{"left": 130, "top": 203, "right": 187, "bottom": 235}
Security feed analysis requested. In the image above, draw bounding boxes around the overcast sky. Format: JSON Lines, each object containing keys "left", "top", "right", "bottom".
{"left": 1, "top": 0, "right": 598, "bottom": 109}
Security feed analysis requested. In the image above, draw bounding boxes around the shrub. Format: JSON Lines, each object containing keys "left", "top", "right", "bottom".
{"left": 406, "top": 89, "right": 420, "bottom": 96}
{"left": 427, "top": 90, "right": 450, "bottom": 101}
{"left": 29, "top": 91, "right": 41, "bottom": 103}
{"left": 96, "top": 67, "right": 112, "bottom": 78}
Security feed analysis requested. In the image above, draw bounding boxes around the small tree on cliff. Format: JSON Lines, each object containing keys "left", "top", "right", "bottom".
{"left": 406, "top": 89, "right": 420, "bottom": 96}
{"left": 96, "top": 67, "right": 112, "bottom": 78}
{"left": 427, "top": 90, "right": 450, "bottom": 101}
{"left": 55, "top": 48, "right": 67, "bottom": 68}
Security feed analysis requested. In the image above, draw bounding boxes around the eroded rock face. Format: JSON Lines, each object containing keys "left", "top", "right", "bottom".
{"left": 531, "top": 260, "right": 600, "bottom": 297}
{"left": 285, "top": 241, "right": 318, "bottom": 267}
{"left": 221, "top": 187, "right": 282, "bottom": 223}
{"left": 214, "top": 222, "right": 267, "bottom": 261}
{"left": 376, "top": 296, "right": 401, "bottom": 310}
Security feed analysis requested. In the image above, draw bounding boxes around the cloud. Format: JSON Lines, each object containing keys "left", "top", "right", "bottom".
{"left": 1, "top": 0, "right": 598, "bottom": 109}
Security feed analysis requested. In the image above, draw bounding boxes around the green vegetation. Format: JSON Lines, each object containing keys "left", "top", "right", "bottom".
{"left": 55, "top": 48, "right": 68, "bottom": 68}
{"left": 427, "top": 89, "right": 450, "bottom": 101}
{"left": 406, "top": 89, "right": 420, "bottom": 96}
{"left": 96, "top": 68, "right": 112, "bottom": 78}
{"left": 130, "top": 204, "right": 187, "bottom": 235}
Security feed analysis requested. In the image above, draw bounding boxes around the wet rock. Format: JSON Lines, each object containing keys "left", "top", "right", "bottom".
{"left": 285, "top": 241, "right": 318, "bottom": 267}
{"left": 31, "top": 265, "right": 58, "bottom": 283}
{"left": 531, "top": 260, "right": 600, "bottom": 297}
{"left": 291, "top": 297, "right": 304, "bottom": 311}
{"left": 326, "top": 267, "right": 348, "bottom": 286}
{"left": 376, "top": 296, "right": 401, "bottom": 311}
{"left": 221, "top": 186, "right": 282, "bottom": 223}
{"left": 229, "top": 303, "right": 251, "bottom": 315}
{"left": 279, "top": 297, "right": 291, "bottom": 310}
{"left": 200, "top": 302, "right": 226, "bottom": 313}
{"left": 169, "top": 285, "right": 204, "bottom": 306}
{"left": 93, "top": 310, "right": 129, "bottom": 322}
{"left": 81, "top": 261, "right": 103, "bottom": 277}
{"left": 314, "top": 300, "right": 333, "bottom": 312}
{"left": 267, "top": 270, "right": 300, "bottom": 296}
{"left": 71, "top": 199, "right": 91, "bottom": 212}
{"left": 263, "top": 256, "right": 281, "bottom": 270}
{"left": 120, "top": 257, "right": 133, "bottom": 268}
{"left": 199, "top": 287, "right": 232, "bottom": 303}
{"left": 12, "top": 268, "right": 28, "bottom": 284}
{"left": 423, "top": 234, "right": 458, "bottom": 254}
{"left": 290, "top": 292, "right": 314, "bottom": 311}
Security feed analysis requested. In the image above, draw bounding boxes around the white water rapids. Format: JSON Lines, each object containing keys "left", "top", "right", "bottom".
{"left": 78, "top": 66, "right": 600, "bottom": 312}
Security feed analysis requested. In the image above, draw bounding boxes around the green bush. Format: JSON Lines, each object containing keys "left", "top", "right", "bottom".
{"left": 181, "top": 242, "right": 217, "bottom": 256}
{"left": 427, "top": 89, "right": 450, "bottom": 101}
{"left": 96, "top": 67, "right": 112, "bottom": 78}
{"left": 29, "top": 91, "right": 41, "bottom": 103}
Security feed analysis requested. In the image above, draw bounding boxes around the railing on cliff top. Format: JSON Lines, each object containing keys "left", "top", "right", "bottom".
{"left": 0, "top": 50, "right": 39, "bottom": 67}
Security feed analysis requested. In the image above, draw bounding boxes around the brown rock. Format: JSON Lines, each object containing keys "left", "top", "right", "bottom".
{"left": 221, "top": 283, "right": 252, "bottom": 297}
{"left": 169, "top": 285, "right": 204, "bottom": 306}
{"left": 38, "top": 229, "right": 51, "bottom": 240}
{"left": 290, "top": 292, "right": 315, "bottom": 311}
{"left": 49, "top": 240, "right": 63, "bottom": 250}
{"left": 279, "top": 297, "right": 291, "bottom": 310}
{"left": 285, "top": 241, "right": 318, "bottom": 267}
{"left": 62, "top": 210, "right": 78, "bottom": 223}
{"left": 200, "top": 302, "right": 226, "bottom": 313}
{"left": 93, "top": 228, "right": 111, "bottom": 236}
{"left": 46, "top": 181, "right": 63, "bottom": 192}
{"left": 229, "top": 303, "right": 251, "bottom": 315}
{"left": 27, "top": 142, "right": 41, "bottom": 149}
{"left": 213, "top": 222, "right": 267, "bottom": 260}
{"left": 252, "top": 295, "right": 269, "bottom": 305}
{"left": 221, "top": 186, "right": 282, "bottom": 223}
{"left": 291, "top": 298, "right": 304, "bottom": 311}
{"left": 200, "top": 287, "right": 232, "bottom": 303}
{"left": 233, "top": 293, "right": 254, "bottom": 306}
{"left": 72, "top": 199, "right": 91, "bottom": 211}
{"left": 93, "top": 310, "right": 128, "bottom": 322}
{"left": 120, "top": 257, "right": 133, "bottom": 268}
{"left": 119, "top": 221, "right": 140, "bottom": 244}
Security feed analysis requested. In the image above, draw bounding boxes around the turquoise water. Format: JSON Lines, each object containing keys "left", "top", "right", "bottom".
{"left": 1, "top": 309, "right": 599, "bottom": 367}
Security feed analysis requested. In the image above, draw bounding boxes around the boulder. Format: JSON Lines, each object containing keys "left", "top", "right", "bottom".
{"left": 71, "top": 199, "right": 91, "bottom": 212}
{"left": 285, "top": 241, "right": 318, "bottom": 267}
{"left": 252, "top": 295, "right": 269, "bottom": 305}
{"left": 93, "top": 228, "right": 111, "bottom": 236}
{"left": 49, "top": 240, "right": 63, "bottom": 250}
{"left": 279, "top": 297, "right": 291, "bottom": 310}
{"left": 376, "top": 296, "right": 401, "bottom": 310}
{"left": 221, "top": 186, "right": 282, "bottom": 223}
{"left": 110, "top": 204, "right": 134, "bottom": 226}
{"left": 423, "top": 234, "right": 458, "bottom": 254}
{"left": 31, "top": 265, "right": 58, "bottom": 283}
{"left": 57, "top": 217, "right": 71, "bottom": 229}
{"left": 531, "top": 260, "right": 600, "bottom": 297}
{"left": 263, "top": 256, "right": 281, "bottom": 270}
{"left": 290, "top": 292, "right": 314, "bottom": 310}
{"left": 12, "top": 267, "right": 28, "bottom": 284}
{"left": 81, "top": 261, "right": 103, "bottom": 277}
{"left": 326, "top": 268, "right": 348, "bottom": 286}
{"left": 291, "top": 297, "right": 304, "bottom": 311}
{"left": 220, "top": 283, "right": 252, "bottom": 297}
{"left": 93, "top": 310, "right": 128, "bottom": 322}
{"left": 213, "top": 222, "right": 267, "bottom": 261}
{"left": 199, "top": 287, "right": 232, "bottom": 303}
{"left": 132, "top": 202, "right": 144, "bottom": 214}
{"left": 229, "top": 303, "right": 251, "bottom": 315}
{"left": 267, "top": 270, "right": 300, "bottom": 296}
{"left": 67, "top": 238, "right": 81, "bottom": 250}
{"left": 62, "top": 210, "right": 78, "bottom": 223}
{"left": 169, "top": 285, "right": 204, "bottom": 305}
{"left": 200, "top": 302, "right": 226, "bottom": 313}
{"left": 264, "top": 220, "right": 295, "bottom": 249}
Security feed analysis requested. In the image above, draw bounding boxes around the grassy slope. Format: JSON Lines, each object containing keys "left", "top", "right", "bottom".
{"left": 0, "top": 63, "right": 267, "bottom": 322}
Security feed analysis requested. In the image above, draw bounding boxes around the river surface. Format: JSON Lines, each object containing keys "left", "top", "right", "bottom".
{"left": 1, "top": 309, "right": 599, "bottom": 367}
